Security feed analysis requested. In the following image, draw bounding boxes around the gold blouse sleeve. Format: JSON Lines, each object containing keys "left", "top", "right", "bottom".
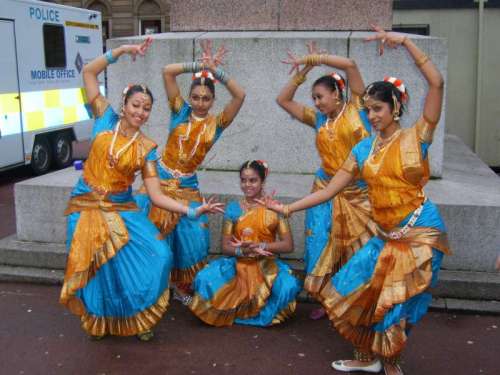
{"left": 278, "top": 217, "right": 290, "bottom": 236}
{"left": 168, "top": 94, "right": 185, "bottom": 113}
{"left": 89, "top": 93, "right": 110, "bottom": 118}
{"left": 142, "top": 160, "right": 158, "bottom": 179}
{"left": 222, "top": 219, "right": 234, "bottom": 236}
{"left": 349, "top": 93, "right": 364, "bottom": 110}
{"left": 216, "top": 110, "right": 232, "bottom": 130}
{"left": 340, "top": 152, "right": 359, "bottom": 175}
{"left": 302, "top": 106, "right": 317, "bottom": 128}
{"left": 415, "top": 115, "right": 438, "bottom": 144}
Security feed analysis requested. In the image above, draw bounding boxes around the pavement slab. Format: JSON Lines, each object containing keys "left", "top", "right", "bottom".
{"left": 0, "top": 283, "right": 499, "bottom": 375}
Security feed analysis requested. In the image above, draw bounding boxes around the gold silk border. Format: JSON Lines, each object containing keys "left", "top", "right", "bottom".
{"left": 171, "top": 259, "right": 207, "bottom": 284}
{"left": 304, "top": 178, "right": 377, "bottom": 295}
{"left": 169, "top": 94, "right": 184, "bottom": 113}
{"left": 189, "top": 258, "right": 278, "bottom": 327}
{"left": 90, "top": 94, "right": 109, "bottom": 118}
{"left": 303, "top": 106, "right": 317, "bottom": 128}
{"left": 60, "top": 193, "right": 137, "bottom": 315}
{"left": 319, "top": 227, "right": 450, "bottom": 358}
{"left": 271, "top": 301, "right": 297, "bottom": 325}
{"left": 142, "top": 160, "right": 158, "bottom": 179}
{"left": 80, "top": 288, "right": 170, "bottom": 336}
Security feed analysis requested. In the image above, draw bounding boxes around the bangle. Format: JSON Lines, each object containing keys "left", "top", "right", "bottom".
{"left": 291, "top": 72, "right": 306, "bottom": 86}
{"left": 214, "top": 67, "right": 229, "bottom": 85}
{"left": 305, "top": 54, "right": 321, "bottom": 67}
{"left": 235, "top": 247, "right": 243, "bottom": 257}
{"left": 187, "top": 206, "right": 197, "bottom": 219}
{"left": 415, "top": 54, "right": 430, "bottom": 68}
{"left": 259, "top": 242, "right": 267, "bottom": 251}
{"left": 105, "top": 50, "right": 118, "bottom": 64}
{"left": 283, "top": 204, "right": 291, "bottom": 219}
{"left": 182, "top": 62, "right": 203, "bottom": 73}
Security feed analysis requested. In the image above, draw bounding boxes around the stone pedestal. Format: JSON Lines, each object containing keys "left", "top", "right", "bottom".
{"left": 107, "top": 31, "right": 447, "bottom": 176}
{"left": 170, "top": 0, "right": 393, "bottom": 31}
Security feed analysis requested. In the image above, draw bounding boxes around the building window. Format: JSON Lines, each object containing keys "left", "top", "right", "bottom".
{"left": 392, "top": 24, "right": 430, "bottom": 36}
{"left": 140, "top": 19, "right": 161, "bottom": 35}
{"left": 43, "top": 24, "right": 66, "bottom": 68}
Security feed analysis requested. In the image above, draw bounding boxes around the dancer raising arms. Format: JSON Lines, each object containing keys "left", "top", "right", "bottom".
{"left": 188, "top": 160, "right": 302, "bottom": 327}
{"left": 277, "top": 42, "right": 377, "bottom": 318}
{"left": 261, "top": 30, "right": 450, "bottom": 375}
{"left": 135, "top": 41, "right": 245, "bottom": 296}
{"left": 60, "top": 38, "right": 222, "bottom": 341}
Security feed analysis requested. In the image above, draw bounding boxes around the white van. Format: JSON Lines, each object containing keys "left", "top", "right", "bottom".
{"left": 0, "top": 0, "right": 103, "bottom": 174}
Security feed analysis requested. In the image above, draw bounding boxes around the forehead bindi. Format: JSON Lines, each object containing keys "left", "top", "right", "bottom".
{"left": 129, "top": 92, "right": 152, "bottom": 106}
{"left": 240, "top": 168, "right": 259, "bottom": 180}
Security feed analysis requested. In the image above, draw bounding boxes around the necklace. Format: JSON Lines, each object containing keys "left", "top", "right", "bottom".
{"left": 178, "top": 114, "right": 208, "bottom": 164}
{"left": 325, "top": 102, "right": 347, "bottom": 139}
{"left": 108, "top": 120, "right": 139, "bottom": 168}
{"left": 240, "top": 197, "right": 261, "bottom": 212}
{"left": 369, "top": 128, "right": 401, "bottom": 158}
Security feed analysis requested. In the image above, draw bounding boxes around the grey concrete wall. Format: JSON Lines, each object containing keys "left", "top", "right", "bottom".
{"left": 14, "top": 135, "right": 500, "bottom": 272}
{"left": 107, "top": 31, "right": 447, "bottom": 176}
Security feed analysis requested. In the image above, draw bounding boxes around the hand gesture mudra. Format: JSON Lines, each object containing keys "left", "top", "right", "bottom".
{"left": 255, "top": 192, "right": 285, "bottom": 215}
{"left": 122, "top": 36, "right": 153, "bottom": 61}
{"left": 364, "top": 25, "right": 407, "bottom": 56}
{"left": 196, "top": 196, "right": 225, "bottom": 216}
{"left": 199, "top": 39, "right": 229, "bottom": 71}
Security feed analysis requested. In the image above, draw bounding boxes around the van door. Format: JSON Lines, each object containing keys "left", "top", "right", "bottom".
{"left": 0, "top": 20, "right": 24, "bottom": 168}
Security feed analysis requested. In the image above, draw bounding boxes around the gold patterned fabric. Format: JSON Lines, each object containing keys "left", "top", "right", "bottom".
{"left": 316, "top": 95, "right": 370, "bottom": 176}
{"left": 169, "top": 94, "right": 184, "bottom": 113}
{"left": 89, "top": 94, "right": 109, "bottom": 118}
{"left": 189, "top": 205, "right": 294, "bottom": 326}
{"left": 362, "top": 126, "right": 430, "bottom": 230}
{"left": 305, "top": 178, "right": 377, "bottom": 294}
{"left": 83, "top": 131, "right": 157, "bottom": 194}
{"left": 60, "top": 192, "right": 137, "bottom": 316}
{"left": 303, "top": 106, "right": 317, "bottom": 128}
{"left": 319, "top": 226, "right": 450, "bottom": 358}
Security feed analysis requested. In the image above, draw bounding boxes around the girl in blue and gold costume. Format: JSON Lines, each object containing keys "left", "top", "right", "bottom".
{"left": 277, "top": 42, "right": 377, "bottom": 319}
{"left": 135, "top": 41, "right": 245, "bottom": 295}
{"left": 188, "top": 160, "right": 302, "bottom": 327}
{"left": 60, "top": 38, "right": 223, "bottom": 341}
{"left": 262, "top": 30, "right": 450, "bottom": 375}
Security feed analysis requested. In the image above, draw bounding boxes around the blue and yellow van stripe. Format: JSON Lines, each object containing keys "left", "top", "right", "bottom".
{"left": 0, "top": 86, "right": 104, "bottom": 135}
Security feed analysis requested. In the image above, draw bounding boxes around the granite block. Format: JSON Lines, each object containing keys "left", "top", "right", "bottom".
{"left": 170, "top": 0, "right": 280, "bottom": 31}
{"left": 350, "top": 32, "right": 448, "bottom": 176}
{"left": 279, "top": 0, "right": 393, "bottom": 31}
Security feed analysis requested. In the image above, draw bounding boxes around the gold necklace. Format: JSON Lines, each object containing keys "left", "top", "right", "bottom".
{"left": 108, "top": 120, "right": 139, "bottom": 168}
{"left": 178, "top": 114, "right": 208, "bottom": 164}
{"left": 325, "top": 102, "right": 346, "bottom": 139}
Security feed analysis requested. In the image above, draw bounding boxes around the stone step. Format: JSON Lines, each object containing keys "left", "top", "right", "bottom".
{"left": 0, "top": 235, "right": 67, "bottom": 270}
{"left": 0, "top": 265, "right": 63, "bottom": 284}
{"left": 432, "top": 270, "right": 500, "bottom": 301}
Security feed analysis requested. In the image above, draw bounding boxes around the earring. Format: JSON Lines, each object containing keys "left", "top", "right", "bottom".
{"left": 393, "top": 112, "right": 400, "bottom": 121}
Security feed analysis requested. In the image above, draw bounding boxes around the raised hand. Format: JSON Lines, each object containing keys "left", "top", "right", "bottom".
{"left": 196, "top": 196, "right": 225, "bottom": 216}
{"left": 364, "top": 25, "right": 407, "bottom": 56}
{"left": 255, "top": 193, "right": 285, "bottom": 215}
{"left": 281, "top": 50, "right": 302, "bottom": 75}
{"left": 199, "top": 39, "right": 228, "bottom": 71}
{"left": 122, "top": 36, "right": 153, "bottom": 61}
{"left": 306, "top": 41, "right": 327, "bottom": 56}
{"left": 213, "top": 44, "right": 229, "bottom": 66}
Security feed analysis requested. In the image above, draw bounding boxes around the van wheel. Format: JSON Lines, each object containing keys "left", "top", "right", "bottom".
{"left": 31, "top": 137, "right": 52, "bottom": 175}
{"left": 52, "top": 132, "right": 73, "bottom": 168}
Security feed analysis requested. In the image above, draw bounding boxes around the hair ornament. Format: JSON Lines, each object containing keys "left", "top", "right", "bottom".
{"left": 384, "top": 76, "right": 408, "bottom": 103}
{"left": 122, "top": 83, "right": 134, "bottom": 96}
{"left": 330, "top": 72, "right": 345, "bottom": 91}
{"left": 193, "top": 70, "right": 215, "bottom": 85}
{"left": 256, "top": 159, "right": 269, "bottom": 177}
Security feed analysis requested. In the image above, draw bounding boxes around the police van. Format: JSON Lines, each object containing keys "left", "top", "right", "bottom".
{"left": 0, "top": 0, "right": 103, "bottom": 174}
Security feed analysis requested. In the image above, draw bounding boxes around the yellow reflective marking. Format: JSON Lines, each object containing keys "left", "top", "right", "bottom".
{"left": 26, "top": 111, "right": 44, "bottom": 131}
{"left": 0, "top": 93, "right": 20, "bottom": 113}
{"left": 45, "top": 89, "right": 60, "bottom": 108}
{"left": 77, "top": 88, "right": 87, "bottom": 105}
{"left": 65, "top": 21, "right": 99, "bottom": 30}
{"left": 64, "top": 107, "right": 78, "bottom": 124}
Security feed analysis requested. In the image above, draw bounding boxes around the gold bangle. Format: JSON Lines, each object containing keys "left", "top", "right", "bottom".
{"left": 305, "top": 54, "right": 321, "bottom": 67}
{"left": 291, "top": 72, "right": 306, "bottom": 86}
{"left": 283, "top": 204, "right": 291, "bottom": 218}
{"left": 415, "top": 54, "right": 430, "bottom": 68}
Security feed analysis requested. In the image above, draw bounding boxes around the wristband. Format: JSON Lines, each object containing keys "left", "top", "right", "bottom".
{"left": 187, "top": 206, "right": 197, "bottom": 219}
{"left": 235, "top": 247, "right": 243, "bottom": 257}
{"left": 214, "top": 67, "right": 229, "bottom": 85}
{"left": 105, "top": 50, "right": 118, "bottom": 64}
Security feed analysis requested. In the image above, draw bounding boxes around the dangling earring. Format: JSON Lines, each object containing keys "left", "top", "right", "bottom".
{"left": 393, "top": 112, "right": 400, "bottom": 122}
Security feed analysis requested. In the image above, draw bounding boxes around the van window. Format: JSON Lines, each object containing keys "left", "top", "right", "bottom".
{"left": 43, "top": 24, "right": 66, "bottom": 68}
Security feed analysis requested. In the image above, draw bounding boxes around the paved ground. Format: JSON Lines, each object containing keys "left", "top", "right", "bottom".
{"left": 0, "top": 283, "right": 499, "bottom": 375}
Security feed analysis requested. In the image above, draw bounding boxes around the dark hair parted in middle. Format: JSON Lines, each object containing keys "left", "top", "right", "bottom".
{"left": 239, "top": 160, "right": 268, "bottom": 182}
{"left": 362, "top": 81, "right": 409, "bottom": 117}
{"left": 124, "top": 84, "right": 154, "bottom": 104}
{"left": 190, "top": 77, "right": 216, "bottom": 97}
{"left": 312, "top": 74, "right": 345, "bottom": 101}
